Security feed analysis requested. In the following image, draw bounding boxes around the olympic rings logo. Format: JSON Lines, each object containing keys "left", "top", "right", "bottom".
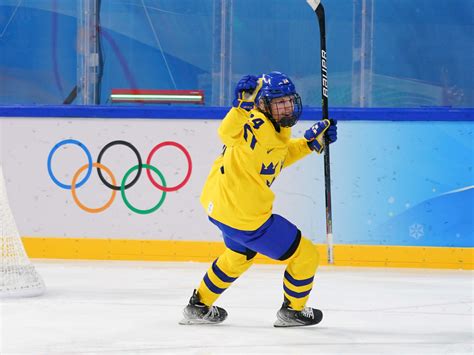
{"left": 47, "top": 139, "right": 192, "bottom": 214}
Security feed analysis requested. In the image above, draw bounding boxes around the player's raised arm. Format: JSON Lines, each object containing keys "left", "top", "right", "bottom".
{"left": 217, "top": 75, "right": 262, "bottom": 146}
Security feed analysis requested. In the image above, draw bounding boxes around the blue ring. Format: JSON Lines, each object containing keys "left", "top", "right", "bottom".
{"left": 47, "top": 139, "right": 93, "bottom": 190}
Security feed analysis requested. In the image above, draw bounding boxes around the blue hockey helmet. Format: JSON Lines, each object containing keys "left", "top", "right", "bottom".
{"left": 255, "top": 71, "right": 302, "bottom": 127}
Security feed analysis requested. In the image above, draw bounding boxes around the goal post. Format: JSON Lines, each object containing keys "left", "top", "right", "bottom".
{"left": 0, "top": 165, "right": 45, "bottom": 298}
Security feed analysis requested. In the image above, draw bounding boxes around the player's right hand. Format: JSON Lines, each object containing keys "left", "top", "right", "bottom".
{"left": 232, "top": 75, "right": 259, "bottom": 111}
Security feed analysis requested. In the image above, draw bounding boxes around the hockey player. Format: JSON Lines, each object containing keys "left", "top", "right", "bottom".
{"left": 180, "top": 72, "right": 337, "bottom": 327}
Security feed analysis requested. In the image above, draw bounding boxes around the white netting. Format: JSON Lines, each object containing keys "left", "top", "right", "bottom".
{"left": 1, "top": 166, "right": 45, "bottom": 298}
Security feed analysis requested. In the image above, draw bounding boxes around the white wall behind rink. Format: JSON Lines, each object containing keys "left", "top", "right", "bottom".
{"left": 0, "top": 117, "right": 327, "bottom": 243}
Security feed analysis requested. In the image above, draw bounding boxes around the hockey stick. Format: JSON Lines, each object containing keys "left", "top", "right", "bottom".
{"left": 306, "top": 0, "right": 334, "bottom": 264}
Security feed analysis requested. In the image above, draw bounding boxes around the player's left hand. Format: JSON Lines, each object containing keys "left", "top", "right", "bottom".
{"left": 305, "top": 119, "right": 337, "bottom": 153}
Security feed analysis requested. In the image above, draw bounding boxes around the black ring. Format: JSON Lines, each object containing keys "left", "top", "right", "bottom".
{"left": 97, "top": 140, "right": 142, "bottom": 191}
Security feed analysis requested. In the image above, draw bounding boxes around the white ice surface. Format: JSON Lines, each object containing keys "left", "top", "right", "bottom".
{"left": 1, "top": 260, "right": 473, "bottom": 355}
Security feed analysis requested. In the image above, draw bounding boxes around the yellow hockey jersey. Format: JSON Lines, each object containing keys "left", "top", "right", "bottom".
{"left": 200, "top": 107, "right": 313, "bottom": 230}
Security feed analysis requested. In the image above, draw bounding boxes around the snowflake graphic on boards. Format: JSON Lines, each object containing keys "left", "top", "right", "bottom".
{"left": 409, "top": 223, "right": 424, "bottom": 239}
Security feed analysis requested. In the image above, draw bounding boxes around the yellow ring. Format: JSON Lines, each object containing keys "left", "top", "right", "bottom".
{"left": 71, "top": 162, "right": 117, "bottom": 213}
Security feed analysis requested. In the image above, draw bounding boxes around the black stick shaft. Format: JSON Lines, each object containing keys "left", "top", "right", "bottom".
{"left": 315, "top": 3, "right": 334, "bottom": 264}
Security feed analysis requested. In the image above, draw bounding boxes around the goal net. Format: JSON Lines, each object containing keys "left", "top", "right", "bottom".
{"left": 1, "top": 165, "right": 45, "bottom": 298}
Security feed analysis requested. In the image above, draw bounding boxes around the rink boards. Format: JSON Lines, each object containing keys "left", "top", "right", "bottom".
{"left": 1, "top": 106, "right": 472, "bottom": 269}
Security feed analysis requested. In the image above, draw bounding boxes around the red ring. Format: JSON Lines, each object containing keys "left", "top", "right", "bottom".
{"left": 146, "top": 141, "right": 192, "bottom": 192}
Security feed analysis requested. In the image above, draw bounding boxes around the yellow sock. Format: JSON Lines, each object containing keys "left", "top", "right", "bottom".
{"left": 197, "top": 248, "right": 254, "bottom": 306}
{"left": 282, "top": 237, "right": 320, "bottom": 310}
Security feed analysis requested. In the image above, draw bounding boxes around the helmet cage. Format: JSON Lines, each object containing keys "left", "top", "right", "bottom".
{"left": 261, "top": 93, "right": 302, "bottom": 128}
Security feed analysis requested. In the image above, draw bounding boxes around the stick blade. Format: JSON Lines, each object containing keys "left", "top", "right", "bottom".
{"left": 306, "top": 0, "right": 321, "bottom": 11}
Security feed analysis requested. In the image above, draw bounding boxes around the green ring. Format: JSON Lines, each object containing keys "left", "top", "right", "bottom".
{"left": 121, "top": 164, "right": 167, "bottom": 214}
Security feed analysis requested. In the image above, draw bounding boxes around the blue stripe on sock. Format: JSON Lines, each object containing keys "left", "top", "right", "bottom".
{"left": 283, "top": 284, "right": 312, "bottom": 299}
{"left": 212, "top": 259, "right": 238, "bottom": 283}
{"left": 284, "top": 271, "right": 314, "bottom": 287}
{"left": 203, "top": 273, "right": 226, "bottom": 294}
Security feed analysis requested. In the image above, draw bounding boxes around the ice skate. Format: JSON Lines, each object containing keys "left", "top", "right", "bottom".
{"left": 274, "top": 298, "right": 323, "bottom": 327}
{"left": 179, "top": 290, "right": 228, "bottom": 325}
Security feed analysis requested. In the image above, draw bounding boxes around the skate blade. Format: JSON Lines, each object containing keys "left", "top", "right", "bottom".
{"left": 274, "top": 319, "right": 298, "bottom": 327}
{"left": 179, "top": 318, "right": 222, "bottom": 325}
{"left": 273, "top": 319, "right": 318, "bottom": 328}
{"left": 179, "top": 318, "right": 194, "bottom": 325}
